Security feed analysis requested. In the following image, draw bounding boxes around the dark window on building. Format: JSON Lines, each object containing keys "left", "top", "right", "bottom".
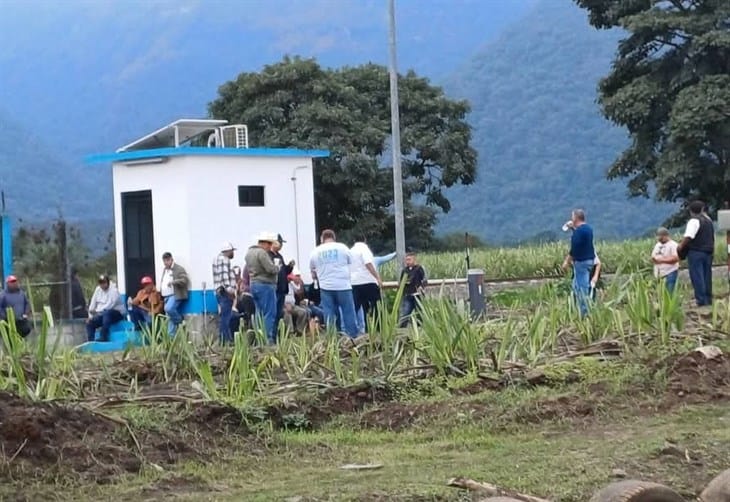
{"left": 238, "top": 185, "right": 265, "bottom": 207}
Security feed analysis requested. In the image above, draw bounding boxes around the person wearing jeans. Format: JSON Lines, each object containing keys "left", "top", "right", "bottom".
{"left": 245, "top": 232, "right": 280, "bottom": 344}
{"left": 159, "top": 252, "right": 189, "bottom": 336}
{"left": 129, "top": 276, "right": 163, "bottom": 330}
{"left": 320, "top": 289, "right": 358, "bottom": 336}
{"left": 651, "top": 227, "right": 680, "bottom": 294}
{"left": 562, "top": 209, "right": 595, "bottom": 317}
{"left": 678, "top": 201, "right": 715, "bottom": 307}
{"left": 86, "top": 275, "right": 126, "bottom": 342}
{"left": 212, "top": 242, "right": 238, "bottom": 344}
{"left": 216, "top": 290, "right": 234, "bottom": 343}
{"left": 572, "top": 259, "right": 593, "bottom": 316}
{"left": 687, "top": 250, "right": 713, "bottom": 305}
{"left": 310, "top": 229, "right": 358, "bottom": 338}
{"left": 399, "top": 252, "right": 427, "bottom": 328}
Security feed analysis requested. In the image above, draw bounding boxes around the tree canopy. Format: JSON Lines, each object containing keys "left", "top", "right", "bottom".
{"left": 574, "top": 0, "right": 730, "bottom": 223}
{"left": 208, "top": 57, "right": 477, "bottom": 250}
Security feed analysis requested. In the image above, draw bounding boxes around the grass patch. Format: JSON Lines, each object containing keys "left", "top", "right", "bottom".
{"left": 22, "top": 401, "right": 726, "bottom": 502}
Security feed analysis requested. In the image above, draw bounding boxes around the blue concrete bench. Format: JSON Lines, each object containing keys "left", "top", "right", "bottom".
{"left": 78, "top": 320, "right": 143, "bottom": 353}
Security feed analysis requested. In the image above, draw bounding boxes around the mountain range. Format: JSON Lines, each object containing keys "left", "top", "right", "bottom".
{"left": 0, "top": 0, "right": 671, "bottom": 244}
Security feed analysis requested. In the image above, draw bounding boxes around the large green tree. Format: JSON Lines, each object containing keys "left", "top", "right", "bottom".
{"left": 208, "top": 57, "right": 477, "bottom": 250}
{"left": 575, "top": 0, "right": 730, "bottom": 222}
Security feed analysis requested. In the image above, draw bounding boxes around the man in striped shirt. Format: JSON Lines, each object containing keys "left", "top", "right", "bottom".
{"left": 212, "top": 241, "right": 237, "bottom": 343}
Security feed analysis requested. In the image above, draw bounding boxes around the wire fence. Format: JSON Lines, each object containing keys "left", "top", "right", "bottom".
{"left": 13, "top": 220, "right": 91, "bottom": 332}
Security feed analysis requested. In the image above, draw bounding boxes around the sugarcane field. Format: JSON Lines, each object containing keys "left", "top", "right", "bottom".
{"left": 2, "top": 235, "right": 730, "bottom": 501}
{"left": 3, "top": 0, "right": 730, "bottom": 500}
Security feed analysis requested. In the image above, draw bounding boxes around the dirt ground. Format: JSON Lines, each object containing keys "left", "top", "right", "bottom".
{"left": 0, "top": 381, "right": 394, "bottom": 484}
{"left": 1, "top": 348, "right": 729, "bottom": 500}
{"left": 356, "top": 351, "right": 730, "bottom": 432}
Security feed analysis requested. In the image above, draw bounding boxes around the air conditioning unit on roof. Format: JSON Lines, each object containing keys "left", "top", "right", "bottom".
{"left": 220, "top": 124, "right": 249, "bottom": 148}
{"left": 205, "top": 124, "right": 249, "bottom": 149}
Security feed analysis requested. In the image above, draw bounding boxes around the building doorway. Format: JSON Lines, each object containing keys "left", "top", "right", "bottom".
{"left": 121, "top": 190, "right": 155, "bottom": 296}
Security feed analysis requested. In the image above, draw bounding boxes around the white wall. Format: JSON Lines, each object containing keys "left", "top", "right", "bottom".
{"left": 180, "top": 155, "right": 317, "bottom": 286}
{"left": 112, "top": 158, "right": 192, "bottom": 295}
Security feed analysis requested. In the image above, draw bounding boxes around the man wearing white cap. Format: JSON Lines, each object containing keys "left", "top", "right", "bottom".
{"left": 212, "top": 241, "right": 237, "bottom": 344}
{"left": 245, "top": 232, "right": 280, "bottom": 344}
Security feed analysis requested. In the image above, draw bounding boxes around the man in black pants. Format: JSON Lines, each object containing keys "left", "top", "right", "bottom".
{"left": 270, "top": 234, "right": 294, "bottom": 330}
{"left": 399, "top": 252, "right": 427, "bottom": 328}
{"left": 678, "top": 200, "right": 715, "bottom": 307}
{"left": 350, "top": 237, "right": 382, "bottom": 333}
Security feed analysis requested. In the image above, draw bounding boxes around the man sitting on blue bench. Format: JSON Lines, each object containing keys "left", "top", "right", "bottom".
{"left": 86, "top": 275, "right": 126, "bottom": 342}
{"left": 129, "top": 276, "right": 163, "bottom": 331}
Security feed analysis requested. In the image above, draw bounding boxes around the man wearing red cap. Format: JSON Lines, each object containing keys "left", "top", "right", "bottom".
{"left": 0, "top": 275, "right": 32, "bottom": 337}
{"left": 129, "top": 276, "right": 163, "bottom": 330}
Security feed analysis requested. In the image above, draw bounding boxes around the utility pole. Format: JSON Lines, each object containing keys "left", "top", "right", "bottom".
{"left": 388, "top": 0, "right": 406, "bottom": 268}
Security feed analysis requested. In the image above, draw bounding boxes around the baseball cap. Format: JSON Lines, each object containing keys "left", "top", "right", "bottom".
{"left": 221, "top": 241, "right": 237, "bottom": 252}
{"left": 140, "top": 276, "right": 153, "bottom": 285}
{"left": 277, "top": 233, "right": 286, "bottom": 244}
{"left": 6, "top": 275, "right": 17, "bottom": 283}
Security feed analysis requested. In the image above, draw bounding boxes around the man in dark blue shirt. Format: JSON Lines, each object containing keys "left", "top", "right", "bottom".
{"left": 562, "top": 209, "right": 595, "bottom": 316}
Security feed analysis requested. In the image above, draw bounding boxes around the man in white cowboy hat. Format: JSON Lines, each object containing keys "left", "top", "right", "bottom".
{"left": 212, "top": 241, "right": 237, "bottom": 344}
{"left": 245, "top": 231, "right": 280, "bottom": 344}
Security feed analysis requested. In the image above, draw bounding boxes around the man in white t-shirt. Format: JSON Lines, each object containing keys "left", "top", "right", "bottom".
{"left": 309, "top": 229, "right": 358, "bottom": 338}
{"left": 651, "top": 227, "right": 679, "bottom": 293}
{"left": 350, "top": 238, "right": 382, "bottom": 334}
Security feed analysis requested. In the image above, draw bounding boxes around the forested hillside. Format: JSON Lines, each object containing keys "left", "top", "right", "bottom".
{"left": 0, "top": 0, "right": 678, "bottom": 244}
{"left": 0, "top": 109, "right": 105, "bottom": 220}
{"left": 438, "top": 1, "right": 672, "bottom": 244}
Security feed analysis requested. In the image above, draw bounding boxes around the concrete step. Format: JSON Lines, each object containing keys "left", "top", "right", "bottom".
{"left": 78, "top": 320, "right": 143, "bottom": 353}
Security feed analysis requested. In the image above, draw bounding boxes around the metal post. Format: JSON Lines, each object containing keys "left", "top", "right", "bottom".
{"left": 467, "top": 268, "right": 486, "bottom": 319}
{"left": 388, "top": 0, "right": 406, "bottom": 268}
{"left": 65, "top": 224, "right": 74, "bottom": 335}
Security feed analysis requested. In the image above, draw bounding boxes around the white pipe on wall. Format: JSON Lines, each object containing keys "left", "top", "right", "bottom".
{"left": 291, "top": 165, "right": 309, "bottom": 268}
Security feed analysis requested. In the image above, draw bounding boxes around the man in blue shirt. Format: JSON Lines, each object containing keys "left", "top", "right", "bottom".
{"left": 562, "top": 209, "right": 595, "bottom": 316}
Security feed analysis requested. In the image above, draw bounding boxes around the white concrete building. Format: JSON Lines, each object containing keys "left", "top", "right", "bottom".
{"left": 87, "top": 119, "right": 328, "bottom": 315}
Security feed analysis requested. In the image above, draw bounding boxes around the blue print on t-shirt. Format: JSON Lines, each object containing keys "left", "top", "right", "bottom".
{"left": 320, "top": 249, "right": 339, "bottom": 263}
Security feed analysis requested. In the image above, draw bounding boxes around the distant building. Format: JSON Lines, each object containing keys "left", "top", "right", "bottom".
{"left": 86, "top": 118, "right": 328, "bottom": 315}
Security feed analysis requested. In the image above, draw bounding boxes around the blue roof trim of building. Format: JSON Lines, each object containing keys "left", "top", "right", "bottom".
{"left": 85, "top": 146, "right": 331, "bottom": 164}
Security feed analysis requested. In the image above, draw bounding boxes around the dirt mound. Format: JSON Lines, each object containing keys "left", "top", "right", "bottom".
{"left": 516, "top": 394, "right": 597, "bottom": 424}
{"left": 359, "top": 391, "right": 604, "bottom": 432}
{"left": 0, "top": 392, "right": 141, "bottom": 481}
{"left": 666, "top": 351, "right": 730, "bottom": 405}
{"left": 0, "top": 392, "right": 249, "bottom": 483}
{"left": 180, "top": 381, "right": 393, "bottom": 433}
{"left": 359, "top": 402, "right": 447, "bottom": 431}
{"left": 268, "top": 381, "right": 394, "bottom": 430}
{"left": 186, "top": 402, "right": 251, "bottom": 432}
